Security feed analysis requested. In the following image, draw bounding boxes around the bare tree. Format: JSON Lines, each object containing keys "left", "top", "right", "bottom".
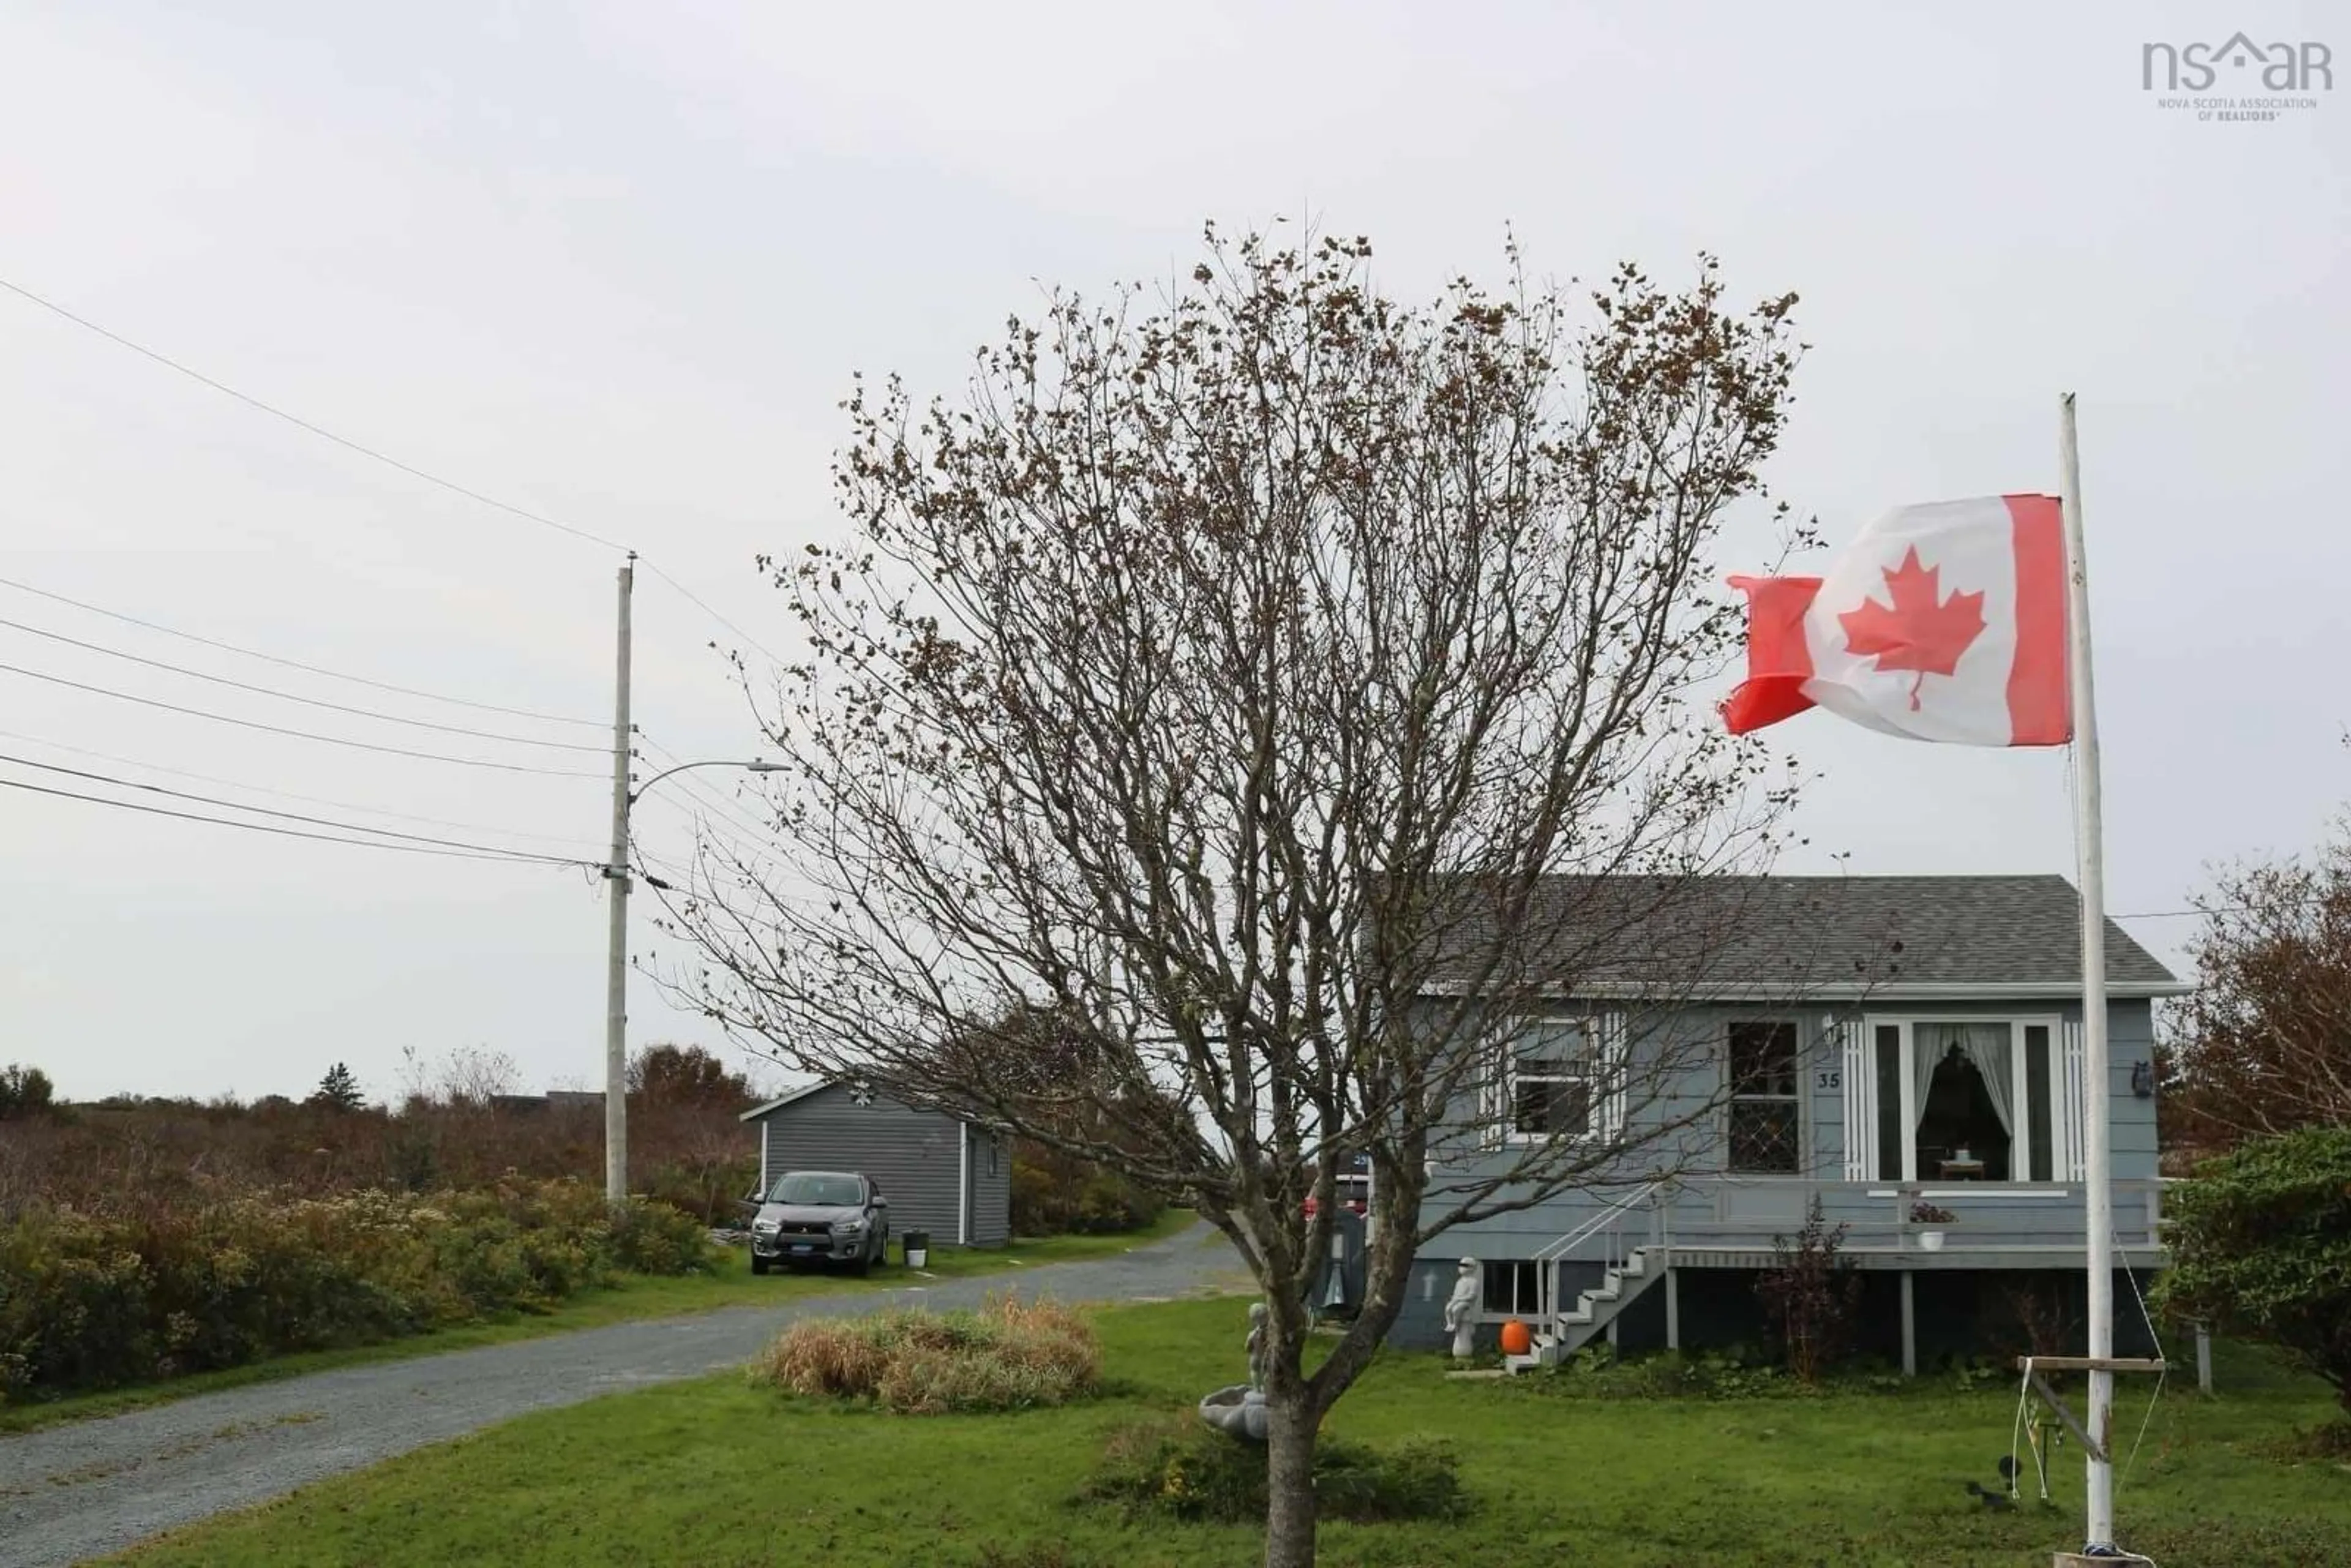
{"left": 2164, "top": 822, "right": 2351, "bottom": 1149}
{"left": 663, "top": 227, "right": 1804, "bottom": 1568}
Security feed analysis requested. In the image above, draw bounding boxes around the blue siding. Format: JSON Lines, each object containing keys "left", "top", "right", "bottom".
{"left": 1398, "top": 994, "right": 2168, "bottom": 1349}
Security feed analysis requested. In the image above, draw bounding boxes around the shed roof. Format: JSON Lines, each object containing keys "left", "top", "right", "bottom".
{"left": 738, "top": 1081, "right": 830, "bottom": 1122}
{"left": 738, "top": 1078, "right": 985, "bottom": 1123}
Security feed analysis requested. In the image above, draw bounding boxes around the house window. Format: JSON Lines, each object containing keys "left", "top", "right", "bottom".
{"left": 1482, "top": 1260, "right": 1540, "bottom": 1316}
{"left": 1509, "top": 1021, "right": 1594, "bottom": 1141}
{"left": 1854, "top": 1017, "right": 2074, "bottom": 1183}
{"left": 1727, "top": 1020, "right": 1801, "bottom": 1173}
{"left": 2023, "top": 1024, "right": 2053, "bottom": 1182}
{"left": 1873, "top": 1023, "right": 1903, "bottom": 1180}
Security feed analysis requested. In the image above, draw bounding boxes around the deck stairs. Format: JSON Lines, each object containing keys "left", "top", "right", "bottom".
{"left": 1499, "top": 1179, "right": 1670, "bottom": 1375}
{"left": 1501, "top": 1246, "right": 1668, "bottom": 1372}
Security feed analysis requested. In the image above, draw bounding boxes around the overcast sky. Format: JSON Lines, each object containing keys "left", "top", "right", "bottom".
{"left": 2, "top": 2, "right": 2343, "bottom": 1104}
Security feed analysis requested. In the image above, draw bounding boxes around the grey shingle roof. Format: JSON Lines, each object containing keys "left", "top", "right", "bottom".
{"left": 1427, "top": 874, "right": 2180, "bottom": 996}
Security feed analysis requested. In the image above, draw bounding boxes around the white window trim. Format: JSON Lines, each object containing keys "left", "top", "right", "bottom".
{"left": 1864, "top": 1013, "right": 2067, "bottom": 1184}
{"left": 956, "top": 1120, "right": 971, "bottom": 1244}
{"left": 1500, "top": 1015, "right": 1613, "bottom": 1146}
{"left": 1480, "top": 1259, "right": 1543, "bottom": 1317}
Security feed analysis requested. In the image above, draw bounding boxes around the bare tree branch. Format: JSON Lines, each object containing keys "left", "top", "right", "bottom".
{"left": 653, "top": 225, "right": 1808, "bottom": 1568}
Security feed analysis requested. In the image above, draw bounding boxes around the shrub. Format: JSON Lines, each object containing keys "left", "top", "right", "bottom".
{"left": 1083, "top": 1418, "right": 1467, "bottom": 1524}
{"left": 0, "top": 1063, "right": 54, "bottom": 1120}
{"left": 1541, "top": 1346, "right": 1791, "bottom": 1400}
{"left": 1756, "top": 1196, "right": 1862, "bottom": 1384}
{"left": 2155, "top": 1125, "right": 2351, "bottom": 1416}
{"left": 0, "top": 1180, "right": 711, "bottom": 1403}
{"left": 749, "top": 1294, "right": 1099, "bottom": 1413}
{"left": 608, "top": 1195, "right": 717, "bottom": 1274}
{"left": 1008, "top": 1142, "right": 1165, "bottom": 1237}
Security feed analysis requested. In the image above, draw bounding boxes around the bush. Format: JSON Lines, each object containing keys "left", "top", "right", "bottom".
{"left": 0, "top": 1180, "right": 712, "bottom": 1403}
{"left": 608, "top": 1195, "right": 717, "bottom": 1274}
{"left": 1083, "top": 1418, "right": 1468, "bottom": 1524}
{"left": 1009, "top": 1144, "right": 1164, "bottom": 1237}
{"left": 637, "top": 1157, "right": 760, "bottom": 1228}
{"left": 1755, "top": 1196, "right": 1862, "bottom": 1384}
{"left": 1540, "top": 1346, "right": 1793, "bottom": 1401}
{"left": 749, "top": 1294, "right": 1099, "bottom": 1413}
{"left": 2156, "top": 1126, "right": 2351, "bottom": 1416}
{"left": 0, "top": 1063, "right": 54, "bottom": 1120}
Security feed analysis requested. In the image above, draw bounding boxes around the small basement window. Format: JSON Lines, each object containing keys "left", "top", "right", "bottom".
{"left": 1482, "top": 1260, "right": 1540, "bottom": 1316}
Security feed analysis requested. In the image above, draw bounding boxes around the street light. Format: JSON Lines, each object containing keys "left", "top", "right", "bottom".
{"left": 604, "top": 757, "right": 779, "bottom": 1205}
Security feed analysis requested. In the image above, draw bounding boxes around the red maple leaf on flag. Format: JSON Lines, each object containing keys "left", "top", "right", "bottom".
{"left": 1837, "top": 546, "right": 1986, "bottom": 711}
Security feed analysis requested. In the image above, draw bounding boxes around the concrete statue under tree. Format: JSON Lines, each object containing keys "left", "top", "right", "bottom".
{"left": 1443, "top": 1258, "right": 1481, "bottom": 1359}
{"left": 1199, "top": 1302, "right": 1272, "bottom": 1441}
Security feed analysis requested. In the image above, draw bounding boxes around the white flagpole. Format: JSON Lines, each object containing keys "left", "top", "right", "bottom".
{"left": 2058, "top": 391, "right": 2117, "bottom": 1551}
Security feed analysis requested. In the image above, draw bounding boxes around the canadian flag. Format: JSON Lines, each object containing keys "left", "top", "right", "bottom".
{"left": 1723, "top": 494, "right": 2071, "bottom": 747}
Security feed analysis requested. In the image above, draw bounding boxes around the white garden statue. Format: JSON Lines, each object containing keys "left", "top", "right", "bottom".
{"left": 1199, "top": 1300, "right": 1272, "bottom": 1441}
{"left": 1442, "top": 1256, "right": 1481, "bottom": 1359}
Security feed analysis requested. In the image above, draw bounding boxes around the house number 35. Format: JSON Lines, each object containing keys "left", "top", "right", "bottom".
{"left": 1815, "top": 1069, "right": 1841, "bottom": 1090}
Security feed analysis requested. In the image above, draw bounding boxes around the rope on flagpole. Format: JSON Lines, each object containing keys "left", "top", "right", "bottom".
{"left": 2116, "top": 1221, "right": 2170, "bottom": 1485}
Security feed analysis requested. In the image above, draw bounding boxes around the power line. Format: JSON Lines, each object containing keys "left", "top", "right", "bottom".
{"left": 0, "top": 277, "right": 632, "bottom": 555}
{"left": 635, "top": 734, "right": 779, "bottom": 846}
{"left": 2113, "top": 897, "right": 2342, "bottom": 923}
{"left": 639, "top": 792, "right": 774, "bottom": 868}
{"left": 0, "top": 727, "right": 599, "bottom": 849}
{"left": 0, "top": 277, "right": 788, "bottom": 670}
{"left": 632, "top": 771, "right": 774, "bottom": 863}
{"left": 0, "top": 775, "right": 600, "bottom": 867}
{"left": 0, "top": 661, "right": 607, "bottom": 778}
{"left": 0, "top": 572, "right": 605, "bottom": 728}
{"left": 0, "top": 613, "right": 612, "bottom": 753}
{"left": 0, "top": 752, "right": 594, "bottom": 863}
{"left": 642, "top": 756, "right": 773, "bottom": 840}
{"left": 640, "top": 559, "right": 789, "bottom": 669}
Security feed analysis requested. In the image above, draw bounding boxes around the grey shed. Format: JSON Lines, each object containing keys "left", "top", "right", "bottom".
{"left": 740, "top": 1080, "right": 1011, "bottom": 1247}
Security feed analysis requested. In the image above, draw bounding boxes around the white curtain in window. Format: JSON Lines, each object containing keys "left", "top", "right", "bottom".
{"left": 1911, "top": 1026, "right": 1943, "bottom": 1130}
{"left": 1959, "top": 1023, "right": 2014, "bottom": 1134}
{"left": 1918, "top": 1021, "right": 2014, "bottom": 1134}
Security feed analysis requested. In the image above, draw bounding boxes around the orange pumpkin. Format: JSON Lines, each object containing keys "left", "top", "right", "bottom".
{"left": 1498, "top": 1318, "right": 1532, "bottom": 1356}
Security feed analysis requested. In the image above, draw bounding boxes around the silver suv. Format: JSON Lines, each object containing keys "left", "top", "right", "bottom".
{"left": 749, "top": 1170, "right": 890, "bottom": 1275}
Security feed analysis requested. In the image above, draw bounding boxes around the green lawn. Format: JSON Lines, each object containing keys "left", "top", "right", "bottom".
{"left": 113, "top": 1294, "right": 2351, "bottom": 1567}
{"left": 1, "top": 1210, "right": 1200, "bottom": 1436}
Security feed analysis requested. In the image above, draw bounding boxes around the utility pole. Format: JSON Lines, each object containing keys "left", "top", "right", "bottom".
{"left": 604, "top": 553, "right": 635, "bottom": 1207}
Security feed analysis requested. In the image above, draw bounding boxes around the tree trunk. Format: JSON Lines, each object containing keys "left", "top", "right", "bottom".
{"left": 1263, "top": 1390, "right": 1320, "bottom": 1568}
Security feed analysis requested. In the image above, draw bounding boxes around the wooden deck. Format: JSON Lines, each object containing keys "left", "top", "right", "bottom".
{"left": 1662, "top": 1243, "right": 2167, "bottom": 1271}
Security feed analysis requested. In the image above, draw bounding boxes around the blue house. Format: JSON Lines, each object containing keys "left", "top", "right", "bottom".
{"left": 1390, "top": 875, "right": 2185, "bottom": 1373}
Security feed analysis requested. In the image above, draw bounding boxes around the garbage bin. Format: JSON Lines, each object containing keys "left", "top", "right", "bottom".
{"left": 903, "top": 1229, "right": 930, "bottom": 1268}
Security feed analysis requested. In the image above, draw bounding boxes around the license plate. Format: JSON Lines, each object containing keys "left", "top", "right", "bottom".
{"left": 789, "top": 1244, "right": 816, "bottom": 1254}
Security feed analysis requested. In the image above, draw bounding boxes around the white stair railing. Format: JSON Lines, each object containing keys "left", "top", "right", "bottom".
{"left": 1529, "top": 1180, "right": 1662, "bottom": 1328}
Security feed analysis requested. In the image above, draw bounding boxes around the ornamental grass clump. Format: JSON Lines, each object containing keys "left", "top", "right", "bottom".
{"left": 750, "top": 1293, "right": 1098, "bottom": 1413}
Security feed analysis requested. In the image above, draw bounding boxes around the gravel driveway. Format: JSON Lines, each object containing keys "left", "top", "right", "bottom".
{"left": 0, "top": 1222, "right": 1245, "bottom": 1567}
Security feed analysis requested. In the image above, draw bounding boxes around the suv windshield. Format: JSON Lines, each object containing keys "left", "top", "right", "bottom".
{"left": 768, "top": 1173, "right": 864, "bottom": 1207}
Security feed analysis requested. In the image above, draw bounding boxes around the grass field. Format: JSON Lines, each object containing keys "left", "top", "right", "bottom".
{"left": 1, "top": 1210, "right": 1199, "bottom": 1436}
{"left": 113, "top": 1292, "right": 2351, "bottom": 1567}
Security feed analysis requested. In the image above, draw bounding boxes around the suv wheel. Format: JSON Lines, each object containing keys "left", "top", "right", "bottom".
{"left": 751, "top": 1253, "right": 770, "bottom": 1277}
